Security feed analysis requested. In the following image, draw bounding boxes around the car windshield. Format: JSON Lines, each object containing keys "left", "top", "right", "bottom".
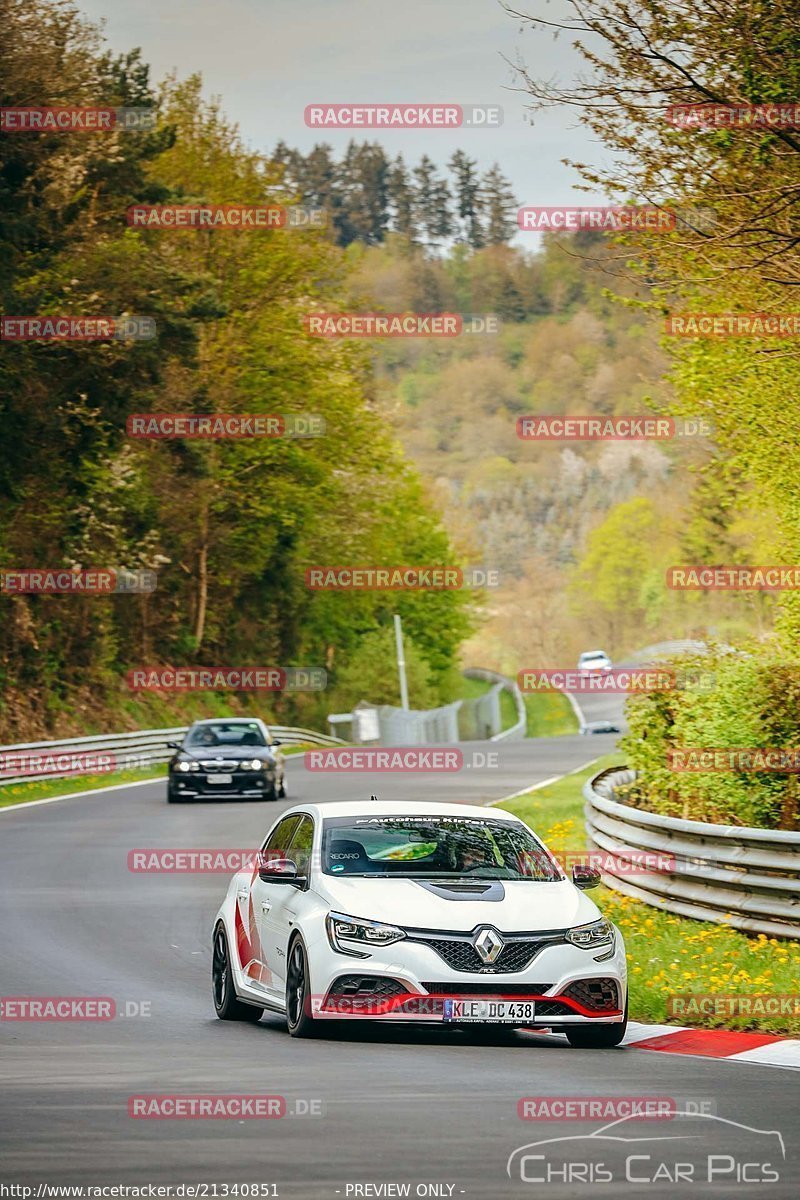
{"left": 185, "top": 722, "right": 267, "bottom": 748}
{"left": 320, "top": 815, "right": 562, "bottom": 881}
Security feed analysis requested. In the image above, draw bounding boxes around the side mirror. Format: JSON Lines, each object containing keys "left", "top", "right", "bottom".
{"left": 167, "top": 741, "right": 181, "bottom": 750}
{"left": 572, "top": 864, "right": 601, "bottom": 890}
{"left": 257, "top": 852, "right": 300, "bottom": 883}
{"left": 271, "top": 738, "right": 281, "bottom": 747}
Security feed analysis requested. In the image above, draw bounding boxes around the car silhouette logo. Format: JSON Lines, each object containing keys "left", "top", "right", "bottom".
{"left": 473, "top": 927, "right": 504, "bottom": 964}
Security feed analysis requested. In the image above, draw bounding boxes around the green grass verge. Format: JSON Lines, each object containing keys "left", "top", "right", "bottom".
{"left": 458, "top": 676, "right": 519, "bottom": 731}
{"left": 459, "top": 676, "right": 578, "bottom": 737}
{"left": 522, "top": 690, "right": 579, "bottom": 738}
{"left": 0, "top": 742, "right": 315, "bottom": 809}
{"left": 498, "top": 755, "right": 800, "bottom": 1037}
{"left": 0, "top": 764, "right": 167, "bottom": 808}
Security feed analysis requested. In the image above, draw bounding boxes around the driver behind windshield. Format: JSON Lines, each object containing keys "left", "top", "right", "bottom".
{"left": 457, "top": 839, "right": 495, "bottom": 872}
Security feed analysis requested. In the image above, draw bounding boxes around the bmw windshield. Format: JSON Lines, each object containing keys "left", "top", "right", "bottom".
{"left": 321, "top": 815, "right": 563, "bottom": 881}
{"left": 185, "top": 722, "right": 268, "bottom": 748}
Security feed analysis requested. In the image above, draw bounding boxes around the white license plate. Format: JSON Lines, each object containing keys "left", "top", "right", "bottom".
{"left": 442, "top": 999, "right": 536, "bottom": 1023}
{"left": 206, "top": 774, "right": 233, "bottom": 785}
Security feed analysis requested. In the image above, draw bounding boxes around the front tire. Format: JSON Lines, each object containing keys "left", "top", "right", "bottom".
{"left": 285, "top": 937, "right": 318, "bottom": 1037}
{"left": 212, "top": 924, "right": 263, "bottom": 1022}
{"left": 565, "top": 999, "right": 627, "bottom": 1048}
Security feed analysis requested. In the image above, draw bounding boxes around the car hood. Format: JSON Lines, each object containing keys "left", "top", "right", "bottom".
{"left": 314, "top": 876, "right": 598, "bottom": 933}
{"left": 179, "top": 745, "right": 276, "bottom": 760}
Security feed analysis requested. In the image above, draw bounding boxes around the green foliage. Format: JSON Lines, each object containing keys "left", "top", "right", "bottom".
{"left": 511, "top": 0, "right": 800, "bottom": 649}
{"left": 569, "top": 498, "right": 680, "bottom": 652}
{"left": 329, "top": 627, "right": 439, "bottom": 712}
{"left": 621, "top": 648, "right": 800, "bottom": 828}
{"left": 0, "top": 3, "right": 472, "bottom": 739}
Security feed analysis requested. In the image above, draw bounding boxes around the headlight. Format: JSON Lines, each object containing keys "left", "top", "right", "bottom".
{"left": 566, "top": 919, "right": 614, "bottom": 950}
{"left": 326, "top": 911, "right": 406, "bottom": 957}
{"left": 239, "top": 759, "right": 266, "bottom": 771}
{"left": 176, "top": 760, "right": 199, "bottom": 772}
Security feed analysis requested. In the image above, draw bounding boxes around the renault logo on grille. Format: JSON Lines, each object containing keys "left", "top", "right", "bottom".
{"left": 473, "top": 927, "right": 504, "bottom": 965}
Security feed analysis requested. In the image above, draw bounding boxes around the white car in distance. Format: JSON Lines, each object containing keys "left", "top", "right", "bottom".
{"left": 211, "top": 800, "right": 628, "bottom": 1046}
{"left": 577, "top": 650, "right": 613, "bottom": 675}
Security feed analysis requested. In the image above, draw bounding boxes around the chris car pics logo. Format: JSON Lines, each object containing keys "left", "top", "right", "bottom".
{"left": 507, "top": 1113, "right": 785, "bottom": 1186}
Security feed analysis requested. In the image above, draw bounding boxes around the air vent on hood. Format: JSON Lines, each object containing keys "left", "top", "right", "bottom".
{"left": 415, "top": 881, "right": 505, "bottom": 902}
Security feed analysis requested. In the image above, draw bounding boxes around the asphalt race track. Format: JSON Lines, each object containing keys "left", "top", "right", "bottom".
{"left": 1, "top": 737, "right": 798, "bottom": 1198}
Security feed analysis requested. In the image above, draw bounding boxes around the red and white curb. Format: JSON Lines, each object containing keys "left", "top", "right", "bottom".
{"left": 619, "top": 1021, "right": 800, "bottom": 1069}
{"left": 535, "top": 1022, "right": 800, "bottom": 1068}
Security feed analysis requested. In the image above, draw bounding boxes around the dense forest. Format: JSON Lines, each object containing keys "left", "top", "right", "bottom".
{"left": 272, "top": 142, "right": 517, "bottom": 249}
{"left": 0, "top": 1, "right": 476, "bottom": 739}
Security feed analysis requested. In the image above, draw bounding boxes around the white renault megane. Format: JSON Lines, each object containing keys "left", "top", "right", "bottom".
{"left": 212, "top": 800, "right": 628, "bottom": 1045}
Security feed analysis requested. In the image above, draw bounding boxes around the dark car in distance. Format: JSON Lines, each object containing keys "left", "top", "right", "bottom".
{"left": 167, "top": 718, "right": 286, "bottom": 803}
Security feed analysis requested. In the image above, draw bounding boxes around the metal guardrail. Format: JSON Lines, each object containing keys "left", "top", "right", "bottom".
{"left": 0, "top": 724, "right": 345, "bottom": 787}
{"left": 462, "top": 668, "right": 526, "bottom": 742}
{"left": 584, "top": 766, "right": 800, "bottom": 939}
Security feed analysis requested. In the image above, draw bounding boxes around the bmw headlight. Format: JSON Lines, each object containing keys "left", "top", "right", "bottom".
{"left": 326, "top": 911, "right": 406, "bottom": 957}
{"left": 176, "top": 759, "right": 199, "bottom": 773}
{"left": 566, "top": 919, "right": 614, "bottom": 950}
{"left": 239, "top": 759, "right": 266, "bottom": 771}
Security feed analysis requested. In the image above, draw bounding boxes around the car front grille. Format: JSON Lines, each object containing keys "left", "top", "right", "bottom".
{"left": 198, "top": 759, "right": 239, "bottom": 771}
{"left": 560, "top": 978, "right": 620, "bottom": 1012}
{"left": 405, "top": 927, "right": 566, "bottom": 973}
{"left": 327, "top": 975, "right": 411, "bottom": 999}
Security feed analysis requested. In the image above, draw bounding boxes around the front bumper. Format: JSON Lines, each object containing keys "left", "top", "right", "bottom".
{"left": 307, "top": 924, "right": 627, "bottom": 1025}
{"left": 171, "top": 769, "right": 276, "bottom": 799}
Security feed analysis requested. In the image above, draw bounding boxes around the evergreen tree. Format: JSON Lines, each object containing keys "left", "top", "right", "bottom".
{"left": 481, "top": 164, "right": 517, "bottom": 245}
{"left": 339, "top": 141, "right": 389, "bottom": 245}
{"left": 387, "top": 155, "right": 415, "bottom": 239}
{"left": 413, "top": 156, "right": 452, "bottom": 247}
{"left": 429, "top": 177, "right": 453, "bottom": 245}
{"left": 412, "top": 155, "right": 437, "bottom": 242}
{"left": 449, "top": 150, "right": 484, "bottom": 248}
